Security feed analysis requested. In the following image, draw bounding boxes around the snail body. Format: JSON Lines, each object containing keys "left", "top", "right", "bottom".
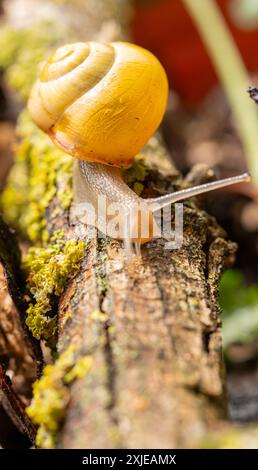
{"left": 74, "top": 159, "right": 249, "bottom": 246}
{"left": 28, "top": 41, "right": 250, "bottom": 247}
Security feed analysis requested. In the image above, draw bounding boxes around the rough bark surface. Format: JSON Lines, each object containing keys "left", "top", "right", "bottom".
{"left": 0, "top": 217, "right": 39, "bottom": 385}
{"left": 0, "top": 217, "right": 37, "bottom": 444}
{"left": 55, "top": 160, "right": 236, "bottom": 448}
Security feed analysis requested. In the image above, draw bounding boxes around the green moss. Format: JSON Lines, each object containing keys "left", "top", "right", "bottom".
{"left": 26, "top": 345, "right": 93, "bottom": 448}
{"left": 122, "top": 155, "right": 149, "bottom": 195}
{"left": 0, "top": 24, "right": 61, "bottom": 100}
{"left": 95, "top": 248, "right": 109, "bottom": 295}
{"left": 0, "top": 23, "right": 73, "bottom": 242}
{"left": 23, "top": 235, "right": 85, "bottom": 347}
{"left": 1, "top": 111, "right": 73, "bottom": 243}
{"left": 96, "top": 273, "right": 109, "bottom": 295}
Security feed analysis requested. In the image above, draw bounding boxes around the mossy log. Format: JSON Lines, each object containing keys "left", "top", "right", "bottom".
{"left": 55, "top": 159, "right": 235, "bottom": 449}
{"left": 1, "top": 0, "right": 258, "bottom": 449}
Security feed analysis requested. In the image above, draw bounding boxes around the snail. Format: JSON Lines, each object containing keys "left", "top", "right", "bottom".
{"left": 28, "top": 41, "right": 250, "bottom": 251}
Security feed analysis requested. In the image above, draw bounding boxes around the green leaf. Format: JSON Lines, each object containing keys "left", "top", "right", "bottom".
{"left": 220, "top": 269, "right": 258, "bottom": 347}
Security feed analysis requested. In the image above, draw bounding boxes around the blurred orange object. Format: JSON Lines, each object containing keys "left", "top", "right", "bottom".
{"left": 132, "top": 0, "right": 258, "bottom": 104}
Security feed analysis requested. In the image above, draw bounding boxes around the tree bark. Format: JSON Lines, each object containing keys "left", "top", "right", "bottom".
{"left": 0, "top": 217, "right": 37, "bottom": 445}
{"left": 55, "top": 155, "right": 236, "bottom": 448}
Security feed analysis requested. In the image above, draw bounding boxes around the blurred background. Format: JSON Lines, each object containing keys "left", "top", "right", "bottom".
{"left": 0, "top": 0, "right": 258, "bottom": 426}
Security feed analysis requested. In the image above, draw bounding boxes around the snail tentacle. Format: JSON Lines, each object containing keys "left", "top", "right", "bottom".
{"left": 146, "top": 172, "right": 250, "bottom": 211}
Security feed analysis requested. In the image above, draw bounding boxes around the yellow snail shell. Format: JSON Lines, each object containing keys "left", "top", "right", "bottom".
{"left": 28, "top": 41, "right": 168, "bottom": 168}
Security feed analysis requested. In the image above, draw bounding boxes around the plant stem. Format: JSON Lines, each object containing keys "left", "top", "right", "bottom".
{"left": 182, "top": 0, "right": 258, "bottom": 184}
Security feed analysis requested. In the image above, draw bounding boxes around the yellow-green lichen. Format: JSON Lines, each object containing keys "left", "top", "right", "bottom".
{"left": 26, "top": 345, "right": 93, "bottom": 448}
{"left": 198, "top": 428, "right": 258, "bottom": 449}
{"left": 1, "top": 111, "right": 73, "bottom": 243}
{"left": 95, "top": 249, "right": 109, "bottom": 295}
{"left": 63, "top": 308, "right": 73, "bottom": 325}
{"left": 90, "top": 310, "right": 109, "bottom": 322}
{"left": 23, "top": 235, "right": 85, "bottom": 348}
{"left": 0, "top": 22, "right": 73, "bottom": 242}
{"left": 0, "top": 24, "right": 60, "bottom": 100}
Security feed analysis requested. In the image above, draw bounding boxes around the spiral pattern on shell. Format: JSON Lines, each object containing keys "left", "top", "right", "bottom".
{"left": 28, "top": 41, "right": 168, "bottom": 168}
